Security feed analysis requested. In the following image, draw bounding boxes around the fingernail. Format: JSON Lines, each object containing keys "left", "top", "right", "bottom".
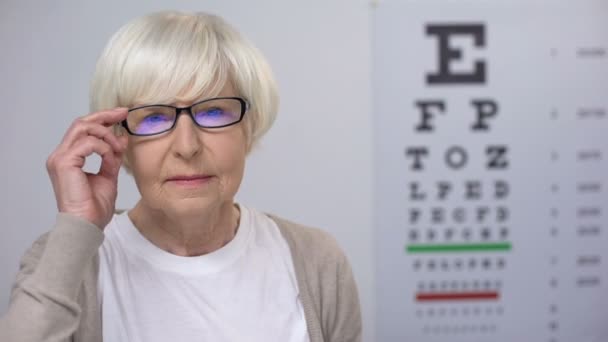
{"left": 114, "top": 107, "right": 128, "bottom": 112}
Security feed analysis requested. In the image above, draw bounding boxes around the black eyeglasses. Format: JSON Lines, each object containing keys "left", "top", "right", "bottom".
{"left": 121, "top": 96, "right": 248, "bottom": 136}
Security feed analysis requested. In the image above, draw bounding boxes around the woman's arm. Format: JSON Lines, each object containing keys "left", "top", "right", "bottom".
{"left": 326, "top": 247, "right": 362, "bottom": 342}
{"left": 0, "top": 214, "right": 104, "bottom": 342}
{"left": 0, "top": 107, "right": 126, "bottom": 341}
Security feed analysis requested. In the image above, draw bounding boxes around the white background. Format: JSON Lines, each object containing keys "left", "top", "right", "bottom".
{"left": 0, "top": 1, "right": 375, "bottom": 341}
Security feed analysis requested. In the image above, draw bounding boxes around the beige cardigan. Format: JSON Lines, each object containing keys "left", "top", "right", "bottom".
{"left": 0, "top": 213, "right": 362, "bottom": 342}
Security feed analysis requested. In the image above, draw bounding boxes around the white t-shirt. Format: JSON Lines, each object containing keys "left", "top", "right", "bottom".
{"left": 98, "top": 204, "right": 310, "bottom": 342}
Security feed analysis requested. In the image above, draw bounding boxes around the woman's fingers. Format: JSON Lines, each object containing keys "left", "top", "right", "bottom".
{"left": 64, "top": 136, "right": 116, "bottom": 169}
{"left": 81, "top": 107, "right": 129, "bottom": 126}
{"left": 68, "top": 136, "right": 123, "bottom": 179}
{"left": 98, "top": 150, "right": 123, "bottom": 179}
{"left": 46, "top": 108, "right": 130, "bottom": 230}
{"left": 58, "top": 107, "right": 130, "bottom": 155}
{"left": 61, "top": 120, "right": 126, "bottom": 153}
{"left": 54, "top": 107, "right": 130, "bottom": 178}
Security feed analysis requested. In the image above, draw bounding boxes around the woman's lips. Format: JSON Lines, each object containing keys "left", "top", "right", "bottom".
{"left": 166, "top": 175, "right": 213, "bottom": 187}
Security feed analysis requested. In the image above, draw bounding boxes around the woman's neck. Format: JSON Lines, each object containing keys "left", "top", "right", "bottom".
{"left": 128, "top": 201, "right": 240, "bottom": 257}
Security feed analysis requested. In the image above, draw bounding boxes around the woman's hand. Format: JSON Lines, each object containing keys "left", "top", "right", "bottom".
{"left": 46, "top": 108, "right": 129, "bottom": 230}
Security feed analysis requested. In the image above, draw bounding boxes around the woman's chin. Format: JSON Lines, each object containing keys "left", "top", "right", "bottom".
{"left": 165, "top": 197, "right": 223, "bottom": 216}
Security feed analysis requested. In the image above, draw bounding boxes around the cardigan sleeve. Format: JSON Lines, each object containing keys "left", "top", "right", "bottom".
{"left": 324, "top": 239, "right": 363, "bottom": 342}
{"left": 0, "top": 213, "right": 104, "bottom": 342}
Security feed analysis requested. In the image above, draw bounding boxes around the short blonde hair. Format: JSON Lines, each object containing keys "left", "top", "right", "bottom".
{"left": 90, "top": 11, "right": 279, "bottom": 155}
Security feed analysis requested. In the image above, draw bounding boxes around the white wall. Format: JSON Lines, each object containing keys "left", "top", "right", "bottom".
{"left": 0, "top": 0, "right": 374, "bottom": 340}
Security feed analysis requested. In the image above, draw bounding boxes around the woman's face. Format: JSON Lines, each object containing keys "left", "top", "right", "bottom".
{"left": 125, "top": 83, "right": 247, "bottom": 217}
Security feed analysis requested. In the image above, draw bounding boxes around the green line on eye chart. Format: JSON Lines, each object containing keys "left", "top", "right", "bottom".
{"left": 406, "top": 242, "right": 512, "bottom": 253}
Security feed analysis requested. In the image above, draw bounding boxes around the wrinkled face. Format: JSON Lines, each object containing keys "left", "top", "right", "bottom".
{"left": 125, "top": 83, "right": 247, "bottom": 217}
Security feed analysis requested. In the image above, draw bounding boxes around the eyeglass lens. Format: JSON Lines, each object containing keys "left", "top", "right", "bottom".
{"left": 127, "top": 98, "right": 243, "bottom": 135}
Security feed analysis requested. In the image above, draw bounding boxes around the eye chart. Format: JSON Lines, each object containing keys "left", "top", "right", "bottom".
{"left": 373, "top": 1, "right": 608, "bottom": 341}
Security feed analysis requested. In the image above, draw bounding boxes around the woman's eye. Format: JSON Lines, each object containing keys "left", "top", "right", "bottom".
{"left": 195, "top": 107, "right": 223, "bottom": 117}
{"left": 144, "top": 113, "right": 170, "bottom": 122}
{"left": 207, "top": 108, "right": 224, "bottom": 116}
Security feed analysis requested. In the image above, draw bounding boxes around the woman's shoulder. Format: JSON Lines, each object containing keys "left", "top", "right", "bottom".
{"left": 21, "top": 213, "right": 104, "bottom": 265}
{"left": 264, "top": 213, "right": 348, "bottom": 265}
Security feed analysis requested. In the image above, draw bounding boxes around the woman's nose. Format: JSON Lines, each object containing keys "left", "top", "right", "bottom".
{"left": 171, "top": 112, "right": 202, "bottom": 159}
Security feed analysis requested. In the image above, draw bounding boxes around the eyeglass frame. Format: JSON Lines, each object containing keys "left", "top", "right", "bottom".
{"left": 120, "top": 96, "right": 249, "bottom": 136}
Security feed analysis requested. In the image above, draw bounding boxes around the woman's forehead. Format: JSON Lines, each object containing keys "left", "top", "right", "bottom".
{"left": 132, "top": 80, "right": 238, "bottom": 107}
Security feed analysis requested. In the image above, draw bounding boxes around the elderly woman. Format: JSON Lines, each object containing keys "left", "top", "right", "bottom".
{"left": 0, "top": 11, "right": 361, "bottom": 342}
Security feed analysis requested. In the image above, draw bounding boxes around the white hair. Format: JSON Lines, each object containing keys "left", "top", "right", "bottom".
{"left": 90, "top": 11, "right": 279, "bottom": 155}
